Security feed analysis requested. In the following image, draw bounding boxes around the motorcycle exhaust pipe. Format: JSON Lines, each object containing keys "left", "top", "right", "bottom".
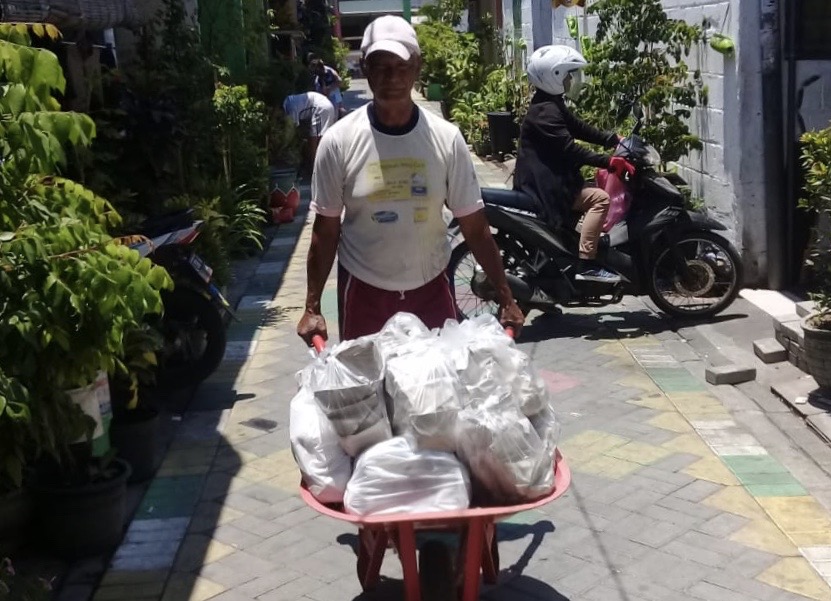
{"left": 470, "top": 270, "right": 535, "bottom": 303}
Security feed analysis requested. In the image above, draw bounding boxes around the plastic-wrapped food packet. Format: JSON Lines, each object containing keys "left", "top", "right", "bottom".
{"left": 456, "top": 393, "right": 555, "bottom": 506}
{"left": 305, "top": 334, "right": 391, "bottom": 456}
{"left": 385, "top": 343, "right": 463, "bottom": 452}
{"left": 344, "top": 437, "right": 471, "bottom": 516}
{"left": 289, "top": 386, "right": 352, "bottom": 503}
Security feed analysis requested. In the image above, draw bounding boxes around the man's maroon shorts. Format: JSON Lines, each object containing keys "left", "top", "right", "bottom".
{"left": 337, "top": 264, "right": 457, "bottom": 340}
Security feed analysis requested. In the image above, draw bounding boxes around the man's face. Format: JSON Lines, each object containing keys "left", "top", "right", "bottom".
{"left": 363, "top": 51, "right": 421, "bottom": 103}
{"left": 563, "top": 72, "right": 573, "bottom": 93}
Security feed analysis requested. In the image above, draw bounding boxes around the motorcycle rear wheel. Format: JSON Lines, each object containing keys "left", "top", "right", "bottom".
{"left": 155, "top": 286, "right": 227, "bottom": 390}
{"left": 448, "top": 236, "right": 532, "bottom": 320}
{"left": 647, "top": 230, "right": 743, "bottom": 319}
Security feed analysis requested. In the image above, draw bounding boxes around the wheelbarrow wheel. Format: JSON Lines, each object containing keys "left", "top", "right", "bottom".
{"left": 419, "top": 540, "right": 455, "bottom": 601}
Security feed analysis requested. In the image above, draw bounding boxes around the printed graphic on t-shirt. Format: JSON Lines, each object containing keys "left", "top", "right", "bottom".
{"left": 365, "top": 159, "right": 429, "bottom": 202}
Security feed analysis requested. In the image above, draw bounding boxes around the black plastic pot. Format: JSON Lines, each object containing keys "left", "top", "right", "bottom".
{"left": 110, "top": 407, "right": 161, "bottom": 483}
{"left": 29, "top": 458, "right": 131, "bottom": 558}
{"left": 487, "top": 111, "right": 515, "bottom": 158}
{"left": 0, "top": 488, "right": 31, "bottom": 556}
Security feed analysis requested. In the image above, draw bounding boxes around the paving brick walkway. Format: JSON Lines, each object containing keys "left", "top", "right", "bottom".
{"left": 92, "top": 82, "right": 831, "bottom": 601}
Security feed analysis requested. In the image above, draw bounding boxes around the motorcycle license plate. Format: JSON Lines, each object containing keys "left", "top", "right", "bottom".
{"left": 190, "top": 254, "right": 213, "bottom": 283}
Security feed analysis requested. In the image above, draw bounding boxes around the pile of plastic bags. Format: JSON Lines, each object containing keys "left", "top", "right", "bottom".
{"left": 289, "top": 313, "right": 560, "bottom": 515}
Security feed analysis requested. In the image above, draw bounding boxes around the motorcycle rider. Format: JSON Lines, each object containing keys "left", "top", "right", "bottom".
{"left": 514, "top": 44, "right": 635, "bottom": 283}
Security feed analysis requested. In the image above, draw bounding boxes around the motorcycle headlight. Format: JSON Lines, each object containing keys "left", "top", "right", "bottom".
{"left": 643, "top": 144, "right": 661, "bottom": 167}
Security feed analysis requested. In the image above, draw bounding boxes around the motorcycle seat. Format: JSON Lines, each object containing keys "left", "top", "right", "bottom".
{"left": 481, "top": 188, "right": 540, "bottom": 214}
{"left": 138, "top": 209, "right": 195, "bottom": 238}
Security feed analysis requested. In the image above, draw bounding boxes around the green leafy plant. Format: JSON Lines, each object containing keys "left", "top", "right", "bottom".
{"left": 580, "top": 0, "right": 707, "bottom": 164}
{"left": 0, "top": 22, "right": 173, "bottom": 480}
{"left": 799, "top": 126, "right": 831, "bottom": 327}
{"left": 0, "top": 372, "right": 31, "bottom": 492}
{"left": 213, "top": 83, "right": 270, "bottom": 190}
{"left": 109, "top": 324, "right": 164, "bottom": 413}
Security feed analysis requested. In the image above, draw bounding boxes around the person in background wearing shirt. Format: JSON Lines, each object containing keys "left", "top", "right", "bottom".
{"left": 282, "top": 91, "right": 336, "bottom": 178}
{"left": 311, "top": 58, "right": 346, "bottom": 119}
{"left": 296, "top": 15, "right": 524, "bottom": 346}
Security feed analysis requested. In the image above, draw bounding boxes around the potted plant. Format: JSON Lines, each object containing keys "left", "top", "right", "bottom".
{"left": 799, "top": 125, "right": 831, "bottom": 391}
{"left": 0, "top": 557, "right": 53, "bottom": 600}
{"left": 109, "top": 324, "right": 165, "bottom": 483}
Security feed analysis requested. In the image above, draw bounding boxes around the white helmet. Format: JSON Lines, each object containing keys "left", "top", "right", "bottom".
{"left": 526, "top": 45, "right": 588, "bottom": 96}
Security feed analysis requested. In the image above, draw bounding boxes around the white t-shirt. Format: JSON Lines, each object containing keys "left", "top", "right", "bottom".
{"left": 311, "top": 106, "right": 484, "bottom": 291}
{"left": 282, "top": 92, "right": 336, "bottom": 136}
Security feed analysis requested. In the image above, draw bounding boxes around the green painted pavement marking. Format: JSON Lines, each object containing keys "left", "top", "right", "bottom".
{"left": 646, "top": 367, "right": 706, "bottom": 393}
{"left": 136, "top": 475, "right": 205, "bottom": 519}
{"left": 226, "top": 321, "right": 261, "bottom": 342}
{"left": 745, "top": 483, "right": 807, "bottom": 497}
{"left": 722, "top": 455, "right": 807, "bottom": 497}
{"left": 321, "top": 288, "right": 338, "bottom": 322}
{"left": 722, "top": 455, "right": 789, "bottom": 475}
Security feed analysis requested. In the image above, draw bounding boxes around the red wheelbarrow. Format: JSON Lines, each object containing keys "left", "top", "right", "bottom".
{"left": 299, "top": 453, "right": 571, "bottom": 601}
{"left": 301, "top": 333, "right": 571, "bottom": 600}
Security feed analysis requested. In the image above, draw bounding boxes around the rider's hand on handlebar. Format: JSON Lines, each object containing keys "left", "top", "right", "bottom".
{"left": 609, "top": 156, "right": 636, "bottom": 177}
{"left": 499, "top": 300, "right": 525, "bottom": 337}
{"left": 297, "top": 310, "right": 328, "bottom": 347}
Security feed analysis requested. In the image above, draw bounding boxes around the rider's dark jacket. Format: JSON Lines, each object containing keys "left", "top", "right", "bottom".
{"left": 513, "top": 90, "right": 618, "bottom": 228}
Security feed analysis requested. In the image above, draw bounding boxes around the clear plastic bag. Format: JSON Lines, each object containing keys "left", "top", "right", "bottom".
{"left": 289, "top": 387, "right": 352, "bottom": 503}
{"left": 376, "top": 312, "right": 435, "bottom": 361}
{"left": 456, "top": 404, "right": 555, "bottom": 506}
{"left": 344, "top": 437, "right": 472, "bottom": 516}
{"left": 385, "top": 344, "right": 463, "bottom": 452}
{"left": 305, "top": 335, "right": 391, "bottom": 457}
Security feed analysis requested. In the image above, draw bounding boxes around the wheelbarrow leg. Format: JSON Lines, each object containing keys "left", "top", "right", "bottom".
{"left": 397, "top": 522, "right": 422, "bottom": 601}
{"left": 460, "top": 517, "right": 484, "bottom": 601}
{"left": 481, "top": 521, "right": 499, "bottom": 585}
{"left": 357, "top": 528, "right": 387, "bottom": 591}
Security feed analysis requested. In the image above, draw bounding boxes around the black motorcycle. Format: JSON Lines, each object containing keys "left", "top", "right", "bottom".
{"left": 449, "top": 109, "right": 743, "bottom": 320}
{"left": 131, "top": 209, "right": 232, "bottom": 390}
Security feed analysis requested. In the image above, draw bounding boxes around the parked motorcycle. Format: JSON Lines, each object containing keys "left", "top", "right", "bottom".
{"left": 449, "top": 107, "right": 743, "bottom": 320}
{"left": 129, "top": 209, "right": 232, "bottom": 390}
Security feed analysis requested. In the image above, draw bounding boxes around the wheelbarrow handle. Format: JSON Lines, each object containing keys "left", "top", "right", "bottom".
{"left": 312, "top": 334, "right": 326, "bottom": 354}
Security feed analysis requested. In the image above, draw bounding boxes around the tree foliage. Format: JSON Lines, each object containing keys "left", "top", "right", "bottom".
{"left": 579, "top": 0, "right": 706, "bottom": 164}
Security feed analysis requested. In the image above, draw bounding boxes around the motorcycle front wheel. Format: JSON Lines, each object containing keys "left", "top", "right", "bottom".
{"left": 647, "top": 230, "right": 743, "bottom": 319}
{"left": 155, "top": 285, "right": 227, "bottom": 390}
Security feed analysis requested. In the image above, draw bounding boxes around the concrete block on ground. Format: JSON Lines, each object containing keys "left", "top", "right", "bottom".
{"left": 705, "top": 364, "right": 756, "bottom": 385}
{"left": 753, "top": 338, "right": 788, "bottom": 363}
{"left": 797, "top": 300, "right": 816, "bottom": 318}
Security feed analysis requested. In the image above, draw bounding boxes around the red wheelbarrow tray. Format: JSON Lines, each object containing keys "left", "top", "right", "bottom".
{"left": 299, "top": 451, "right": 571, "bottom": 601}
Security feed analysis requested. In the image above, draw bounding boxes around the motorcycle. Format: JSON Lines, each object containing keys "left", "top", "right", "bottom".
{"left": 448, "top": 106, "right": 743, "bottom": 320}
{"left": 129, "top": 209, "right": 232, "bottom": 390}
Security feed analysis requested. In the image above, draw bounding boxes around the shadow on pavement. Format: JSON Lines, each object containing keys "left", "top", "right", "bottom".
{"left": 519, "top": 306, "right": 748, "bottom": 344}
{"left": 337, "top": 519, "right": 569, "bottom": 600}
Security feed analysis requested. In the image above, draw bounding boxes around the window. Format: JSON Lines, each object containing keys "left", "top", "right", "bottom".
{"left": 795, "top": 0, "right": 831, "bottom": 59}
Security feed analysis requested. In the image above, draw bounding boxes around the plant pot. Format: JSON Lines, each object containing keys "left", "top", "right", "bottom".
{"left": 29, "top": 458, "right": 131, "bottom": 559}
{"left": 487, "top": 111, "right": 514, "bottom": 158}
{"left": 0, "top": 488, "right": 31, "bottom": 556}
{"left": 110, "top": 407, "right": 161, "bottom": 483}
{"left": 67, "top": 371, "right": 112, "bottom": 456}
{"left": 426, "top": 83, "right": 444, "bottom": 101}
{"left": 802, "top": 314, "right": 831, "bottom": 390}
{"left": 269, "top": 167, "right": 298, "bottom": 193}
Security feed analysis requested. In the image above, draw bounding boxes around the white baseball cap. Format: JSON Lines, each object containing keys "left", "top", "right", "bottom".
{"left": 361, "top": 15, "right": 421, "bottom": 61}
